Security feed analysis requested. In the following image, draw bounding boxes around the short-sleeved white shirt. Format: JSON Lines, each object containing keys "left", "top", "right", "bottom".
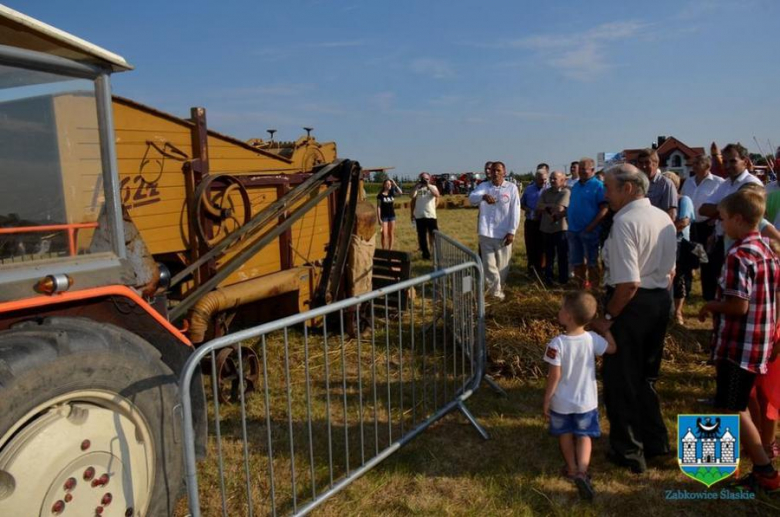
{"left": 704, "top": 170, "right": 763, "bottom": 235}
{"left": 680, "top": 173, "right": 724, "bottom": 223}
{"left": 412, "top": 185, "right": 439, "bottom": 219}
{"left": 543, "top": 331, "right": 608, "bottom": 414}
{"left": 603, "top": 198, "right": 677, "bottom": 289}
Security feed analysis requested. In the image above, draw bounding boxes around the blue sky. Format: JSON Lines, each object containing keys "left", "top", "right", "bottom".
{"left": 10, "top": 0, "right": 780, "bottom": 177}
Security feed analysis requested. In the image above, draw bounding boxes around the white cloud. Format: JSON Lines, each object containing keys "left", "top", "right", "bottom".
{"left": 410, "top": 58, "right": 455, "bottom": 79}
{"left": 371, "top": 91, "right": 396, "bottom": 111}
{"left": 497, "top": 20, "right": 648, "bottom": 81}
{"left": 550, "top": 42, "right": 609, "bottom": 80}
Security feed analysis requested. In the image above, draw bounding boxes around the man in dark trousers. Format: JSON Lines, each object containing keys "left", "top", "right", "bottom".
{"left": 592, "top": 164, "right": 677, "bottom": 474}
{"left": 681, "top": 154, "right": 723, "bottom": 300}
{"left": 410, "top": 172, "right": 440, "bottom": 260}
{"left": 520, "top": 168, "right": 548, "bottom": 275}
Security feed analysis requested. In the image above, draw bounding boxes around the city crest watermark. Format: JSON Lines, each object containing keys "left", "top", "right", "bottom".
{"left": 678, "top": 414, "right": 740, "bottom": 487}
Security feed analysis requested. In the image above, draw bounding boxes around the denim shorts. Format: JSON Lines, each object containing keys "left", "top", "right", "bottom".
{"left": 567, "top": 229, "right": 600, "bottom": 266}
{"left": 549, "top": 408, "right": 601, "bottom": 437}
{"left": 380, "top": 216, "right": 396, "bottom": 223}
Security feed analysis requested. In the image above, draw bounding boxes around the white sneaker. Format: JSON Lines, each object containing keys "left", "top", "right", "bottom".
{"left": 493, "top": 292, "right": 506, "bottom": 301}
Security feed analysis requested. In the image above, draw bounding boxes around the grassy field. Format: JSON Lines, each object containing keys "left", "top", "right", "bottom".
{"left": 184, "top": 199, "right": 779, "bottom": 516}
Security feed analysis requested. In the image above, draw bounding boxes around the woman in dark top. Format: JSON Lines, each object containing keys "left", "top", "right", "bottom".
{"left": 376, "top": 179, "right": 403, "bottom": 249}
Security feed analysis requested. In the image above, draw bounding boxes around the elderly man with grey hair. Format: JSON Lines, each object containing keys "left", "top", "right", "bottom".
{"left": 591, "top": 164, "right": 677, "bottom": 474}
{"left": 537, "top": 170, "right": 570, "bottom": 284}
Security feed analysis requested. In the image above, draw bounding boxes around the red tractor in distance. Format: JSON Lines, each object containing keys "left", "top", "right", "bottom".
{"left": 458, "top": 172, "right": 486, "bottom": 193}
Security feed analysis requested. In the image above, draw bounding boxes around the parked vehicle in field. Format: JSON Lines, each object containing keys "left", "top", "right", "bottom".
{"left": 459, "top": 172, "right": 486, "bottom": 192}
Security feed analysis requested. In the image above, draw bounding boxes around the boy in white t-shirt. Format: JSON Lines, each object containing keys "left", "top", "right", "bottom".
{"left": 543, "top": 291, "right": 616, "bottom": 500}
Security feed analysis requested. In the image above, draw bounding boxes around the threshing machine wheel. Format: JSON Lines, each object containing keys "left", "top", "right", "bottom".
{"left": 195, "top": 174, "right": 252, "bottom": 248}
{"left": 0, "top": 318, "right": 183, "bottom": 516}
{"left": 214, "top": 345, "right": 260, "bottom": 405}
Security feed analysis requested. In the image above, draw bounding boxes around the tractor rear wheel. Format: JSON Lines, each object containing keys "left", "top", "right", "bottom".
{"left": 0, "top": 317, "right": 183, "bottom": 516}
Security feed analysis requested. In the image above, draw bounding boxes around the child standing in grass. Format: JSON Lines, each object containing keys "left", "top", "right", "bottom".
{"left": 698, "top": 188, "right": 780, "bottom": 493}
{"left": 543, "top": 291, "right": 616, "bottom": 500}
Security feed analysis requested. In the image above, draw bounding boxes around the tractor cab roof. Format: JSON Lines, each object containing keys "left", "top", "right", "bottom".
{"left": 0, "top": 5, "right": 132, "bottom": 72}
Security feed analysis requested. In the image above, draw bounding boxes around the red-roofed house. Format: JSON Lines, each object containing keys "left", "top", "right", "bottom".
{"left": 623, "top": 136, "right": 705, "bottom": 178}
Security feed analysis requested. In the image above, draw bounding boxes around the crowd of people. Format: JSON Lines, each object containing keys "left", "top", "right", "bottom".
{"left": 383, "top": 144, "right": 780, "bottom": 501}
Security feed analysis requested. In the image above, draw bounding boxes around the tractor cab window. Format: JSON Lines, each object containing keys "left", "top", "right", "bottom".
{"left": 0, "top": 64, "right": 107, "bottom": 266}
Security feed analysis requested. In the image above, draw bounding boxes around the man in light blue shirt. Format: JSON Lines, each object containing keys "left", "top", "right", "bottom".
{"left": 469, "top": 161, "right": 521, "bottom": 299}
{"left": 567, "top": 157, "right": 609, "bottom": 287}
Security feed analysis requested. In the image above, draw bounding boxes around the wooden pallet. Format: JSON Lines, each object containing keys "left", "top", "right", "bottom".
{"left": 372, "top": 248, "right": 412, "bottom": 310}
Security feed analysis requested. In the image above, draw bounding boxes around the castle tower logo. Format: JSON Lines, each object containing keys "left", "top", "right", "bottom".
{"left": 678, "top": 414, "right": 740, "bottom": 487}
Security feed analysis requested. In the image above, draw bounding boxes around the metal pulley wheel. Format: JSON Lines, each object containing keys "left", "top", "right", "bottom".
{"left": 214, "top": 345, "right": 260, "bottom": 404}
{"left": 194, "top": 174, "right": 252, "bottom": 248}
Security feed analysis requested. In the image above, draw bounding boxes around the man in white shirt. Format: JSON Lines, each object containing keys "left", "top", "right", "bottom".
{"left": 681, "top": 155, "right": 724, "bottom": 217}
{"left": 468, "top": 161, "right": 521, "bottom": 300}
{"left": 680, "top": 155, "right": 724, "bottom": 300}
{"left": 698, "top": 143, "right": 764, "bottom": 294}
{"left": 410, "top": 172, "right": 441, "bottom": 260}
{"left": 592, "top": 164, "right": 677, "bottom": 474}
{"left": 699, "top": 143, "right": 764, "bottom": 224}
{"left": 566, "top": 161, "right": 580, "bottom": 188}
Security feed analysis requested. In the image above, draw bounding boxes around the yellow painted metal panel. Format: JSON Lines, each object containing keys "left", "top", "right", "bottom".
{"left": 111, "top": 97, "right": 339, "bottom": 301}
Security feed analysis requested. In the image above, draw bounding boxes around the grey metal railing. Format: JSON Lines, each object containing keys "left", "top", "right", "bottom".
{"left": 434, "top": 230, "right": 506, "bottom": 397}
{"left": 179, "top": 233, "right": 489, "bottom": 516}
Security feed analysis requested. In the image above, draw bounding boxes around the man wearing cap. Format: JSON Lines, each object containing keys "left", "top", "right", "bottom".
{"left": 469, "top": 161, "right": 521, "bottom": 300}
{"left": 520, "top": 167, "right": 548, "bottom": 275}
{"left": 410, "top": 172, "right": 440, "bottom": 260}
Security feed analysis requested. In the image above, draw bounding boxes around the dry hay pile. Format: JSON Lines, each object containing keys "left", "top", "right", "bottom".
{"left": 485, "top": 286, "right": 710, "bottom": 380}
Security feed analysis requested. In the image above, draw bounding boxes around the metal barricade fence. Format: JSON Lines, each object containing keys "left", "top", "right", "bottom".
{"left": 434, "top": 231, "right": 507, "bottom": 398}
{"left": 179, "top": 234, "right": 489, "bottom": 516}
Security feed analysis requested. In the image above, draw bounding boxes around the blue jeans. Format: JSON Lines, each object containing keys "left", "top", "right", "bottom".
{"left": 549, "top": 409, "right": 601, "bottom": 437}
{"left": 567, "top": 229, "right": 600, "bottom": 267}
